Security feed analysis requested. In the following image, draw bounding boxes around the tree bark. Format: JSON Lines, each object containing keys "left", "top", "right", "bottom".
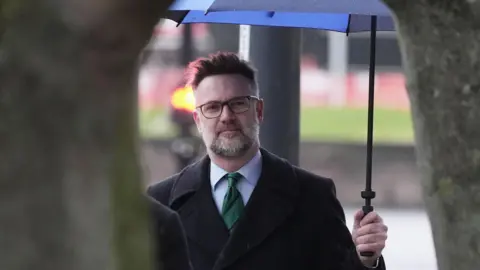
{"left": 0, "top": 0, "right": 173, "bottom": 270}
{"left": 383, "top": 1, "right": 480, "bottom": 269}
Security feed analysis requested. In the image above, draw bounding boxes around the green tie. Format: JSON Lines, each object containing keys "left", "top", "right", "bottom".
{"left": 221, "top": 172, "right": 244, "bottom": 230}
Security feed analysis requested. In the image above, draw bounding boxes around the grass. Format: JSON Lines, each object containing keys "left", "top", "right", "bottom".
{"left": 300, "top": 107, "right": 414, "bottom": 144}
{"left": 139, "top": 107, "right": 414, "bottom": 144}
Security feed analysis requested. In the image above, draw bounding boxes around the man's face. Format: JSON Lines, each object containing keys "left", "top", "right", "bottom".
{"left": 193, "top": 74, "right": 263, "bottom": 158}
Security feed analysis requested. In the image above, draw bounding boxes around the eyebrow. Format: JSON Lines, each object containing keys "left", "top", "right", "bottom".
{"left": 206, "top": 96, "right": 244, "bottom": 103}
{"left": 197, "top": 96, "right": 249, "bottom": 108}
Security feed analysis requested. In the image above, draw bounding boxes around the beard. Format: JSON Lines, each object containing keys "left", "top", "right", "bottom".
{"left": 209, "top": 121, "right": 259, "bottom": 158}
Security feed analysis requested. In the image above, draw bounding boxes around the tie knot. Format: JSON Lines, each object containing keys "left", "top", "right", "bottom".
{"left": 226, "top": 172, "right": 242, "bottom": 187}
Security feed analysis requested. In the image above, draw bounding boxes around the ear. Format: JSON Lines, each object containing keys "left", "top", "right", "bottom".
{"left": 193, "top": 110, "right": 202, "bottom": 133}
{"left": 256, "top": 99, "right": 264, "bottom": 123}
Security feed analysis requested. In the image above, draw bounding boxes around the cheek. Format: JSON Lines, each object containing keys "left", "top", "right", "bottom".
{"left": 200, "top": 120, "right": 216, "bottom": 135}
{"left": 240, "top": 113, "right": 257, "bottom": 126}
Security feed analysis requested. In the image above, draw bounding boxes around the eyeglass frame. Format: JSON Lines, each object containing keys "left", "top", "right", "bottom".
{"left": 195, "top": 95, "right": 261, "bottom": 119}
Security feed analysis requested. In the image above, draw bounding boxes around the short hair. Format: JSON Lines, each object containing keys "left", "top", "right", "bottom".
{"left": 185, "top": 52, "right": 258, "bottom": 96}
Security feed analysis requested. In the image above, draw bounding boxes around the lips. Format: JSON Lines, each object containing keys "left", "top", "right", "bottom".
{"left": 218, "top": 129, "right": 241, "bottom": 137}
{"left": 220, "top": 130, "right": 239, "bottom": 134}
{"left": 218, "top": 127, "right": 240, "bottom": 133}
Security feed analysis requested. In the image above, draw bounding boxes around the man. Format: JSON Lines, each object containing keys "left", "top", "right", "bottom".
{"left": 148, "top": 52, "right": 388, "bottom": 270}
{"left": 148, "top": 196, "right": 193, "bottom": 270}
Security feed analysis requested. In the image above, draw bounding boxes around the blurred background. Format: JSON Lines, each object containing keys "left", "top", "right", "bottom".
{"left": 138, "top": 21, "right": 436, "bottom": 269}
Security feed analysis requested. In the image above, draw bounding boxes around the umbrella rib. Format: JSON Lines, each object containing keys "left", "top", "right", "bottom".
{"left": 346, "top": 15, "right": 351, "bottom": 36}
{"left": 175, "top": 11, "right": 190, "bottom": 27}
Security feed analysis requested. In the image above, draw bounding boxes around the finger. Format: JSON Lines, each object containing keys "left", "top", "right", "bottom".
{"left": 359, "top": 212, "right": 383, "bottom": 227}
{"left": 356, "top": 242, "right": 385, "bottom": 254}
{"left": 356, "top": 223, "right": 388, "bottom": 237}
{"left": 353, "top": 210, "right": 365, "bottom": 229}
{"left": 355, "top": 233, "right": 388, "bottom": 245}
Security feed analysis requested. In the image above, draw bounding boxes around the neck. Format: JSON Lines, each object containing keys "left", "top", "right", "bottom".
{"left": 209, "top": 144, "right": 260, "bottom": 172}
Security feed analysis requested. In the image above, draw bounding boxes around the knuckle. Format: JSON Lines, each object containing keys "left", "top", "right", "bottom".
{"left": 373, "top": 224, "right": 385, "bottom": 233}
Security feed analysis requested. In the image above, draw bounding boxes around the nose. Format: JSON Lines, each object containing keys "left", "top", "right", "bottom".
{"left": 219, "top": 104, "right": 236, "bottom": 122}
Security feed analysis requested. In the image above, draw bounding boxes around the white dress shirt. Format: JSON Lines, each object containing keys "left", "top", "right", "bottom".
{"left": 210, "top": 150, "right": 262, "bottom": 212}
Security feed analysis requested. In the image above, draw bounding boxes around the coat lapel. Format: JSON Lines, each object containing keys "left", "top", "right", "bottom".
{"left": 214, "top": 149, "right": 300, "bottom": 270}
{"left": 168, "top": 155, "right": 230, "bottom": 260}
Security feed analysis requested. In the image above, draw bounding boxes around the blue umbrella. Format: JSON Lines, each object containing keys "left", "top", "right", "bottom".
{"left": 164, "top": 0, "right": 396, "bottom": 257}
{"left": 167, "top": 0, "right": 395, "bottom": 32}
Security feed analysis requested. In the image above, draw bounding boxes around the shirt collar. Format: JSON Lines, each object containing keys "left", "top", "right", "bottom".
{"left": 210, "top": 150, "right": 262, "bottom": 190}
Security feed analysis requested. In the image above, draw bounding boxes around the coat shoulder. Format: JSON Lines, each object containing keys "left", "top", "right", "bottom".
{"left": 147, "top": 172, "right": 181, "bottom": 205}
{"left": 292, "top": 165, "right": 337, "bottom": 195}
{"left": 288, "top": 164, "right": 346, "bottom": 219}
{"left": 262, "top": 148, "right": 337, "bottom": 201}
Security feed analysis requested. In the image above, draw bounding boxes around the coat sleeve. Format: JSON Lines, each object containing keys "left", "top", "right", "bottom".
{"left": 325, "top": 179, "right": 386, "bottom": 270}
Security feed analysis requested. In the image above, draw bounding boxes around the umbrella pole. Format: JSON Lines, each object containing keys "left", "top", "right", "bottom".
{"left": 360, "top": 15, "right": 377, "bottom": 258}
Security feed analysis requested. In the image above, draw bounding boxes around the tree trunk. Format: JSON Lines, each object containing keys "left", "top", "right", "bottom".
{"left": 0, "top": 0, "right": 173, "bottom": 269}
{"left": 383, "top": 1, "right": 480, "bottom": 269}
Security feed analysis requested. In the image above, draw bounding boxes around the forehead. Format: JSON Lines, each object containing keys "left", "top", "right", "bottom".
{"left": 194, "top": 74, "right": 253, "bottom": 104}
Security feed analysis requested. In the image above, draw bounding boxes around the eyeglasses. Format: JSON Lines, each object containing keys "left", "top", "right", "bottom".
{"left": 196, "top": 95, "right": 259, "bottom": 119}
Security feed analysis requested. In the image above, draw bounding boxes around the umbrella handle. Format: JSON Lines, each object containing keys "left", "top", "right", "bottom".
{"left": 359, "top": 194, "right": 375, "bottom": 257}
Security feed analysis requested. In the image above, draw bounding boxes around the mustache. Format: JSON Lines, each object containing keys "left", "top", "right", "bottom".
{"left": 216, "top": 125, "right": 242, "bottom": 134}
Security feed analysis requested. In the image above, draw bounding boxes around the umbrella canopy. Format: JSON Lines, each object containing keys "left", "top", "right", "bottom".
{"left": 168, "top": 0, "right": 395, "bottom": 32}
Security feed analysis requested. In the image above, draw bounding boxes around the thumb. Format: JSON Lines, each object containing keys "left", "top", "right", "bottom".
{"left": 353, "top": 209, "right": 364, "bottom": 230}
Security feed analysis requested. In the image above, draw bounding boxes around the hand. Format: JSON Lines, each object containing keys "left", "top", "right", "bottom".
{"left": 351, "top": 210, "right": 388, "bottom": 267}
